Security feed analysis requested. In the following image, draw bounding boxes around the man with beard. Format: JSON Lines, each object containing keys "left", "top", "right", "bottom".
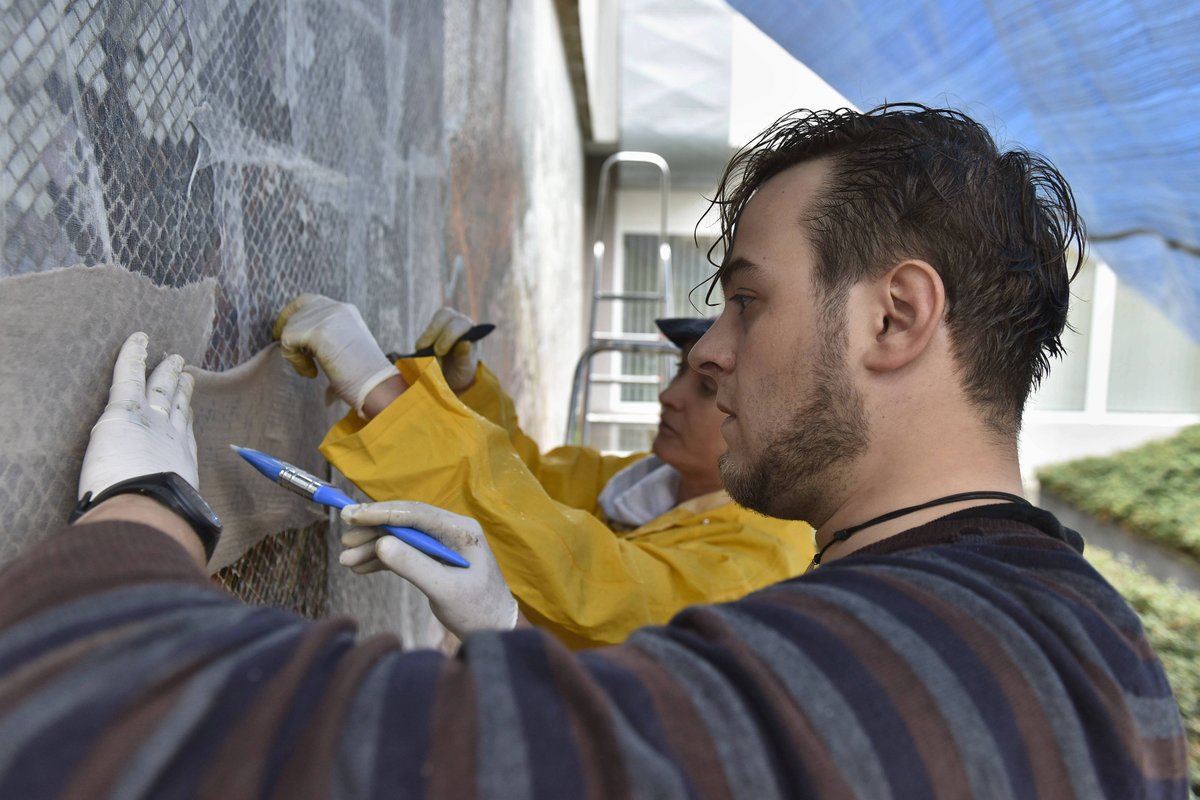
{"left": 0, "top": 104, "right": 1187, "bottom": 797}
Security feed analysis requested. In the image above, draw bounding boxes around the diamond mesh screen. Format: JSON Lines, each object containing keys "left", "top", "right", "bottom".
{"left": 213, "top": 523, "right": 328, "bottom": 618}
{"left": 1, "top": 0, "right": 448, "bottom": 618}
{"left": 4, "top": 0, "right": 584, "bottom": 632}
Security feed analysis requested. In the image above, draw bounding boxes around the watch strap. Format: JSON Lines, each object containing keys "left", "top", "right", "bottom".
{"left": 71, "top": 472, "right": 222, "bottom": 560}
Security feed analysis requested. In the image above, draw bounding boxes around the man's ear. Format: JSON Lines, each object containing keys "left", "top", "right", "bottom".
{"left": 861, "top": 260, "right": 945, "bottom": 372}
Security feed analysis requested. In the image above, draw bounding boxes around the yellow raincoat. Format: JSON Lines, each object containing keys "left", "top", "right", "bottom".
{"left": 321, "top": 358, "right": 815, "bottom": 648}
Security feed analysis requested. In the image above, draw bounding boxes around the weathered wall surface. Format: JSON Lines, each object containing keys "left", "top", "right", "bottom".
{"left": 0, "top": 0, "right": 583, "bottom": 642}
{"left": 441, "top": 0, "right": 584, "bottom": 446}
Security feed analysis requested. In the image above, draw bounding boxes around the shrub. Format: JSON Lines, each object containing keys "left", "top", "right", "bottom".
{"left": 1087, "top": 547, "right": 1200, "bottom": 795}
{"left": 1038, "top": 425, "right": 1200, "bottom": 561}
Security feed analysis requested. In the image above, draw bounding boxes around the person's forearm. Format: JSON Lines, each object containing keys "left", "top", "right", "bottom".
{"left": 74, "top": 494, "right": 207, "bottom": 567}
{"left": 361, "top": 373, "right": 409, "bottom": 419}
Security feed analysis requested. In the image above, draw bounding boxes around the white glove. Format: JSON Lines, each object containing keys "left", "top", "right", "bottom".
{"left": 339, "top": 500, "right": 519, "bottom": 638}
{"left": 274, "top": 294, "right": 398, "bottom": 415}
{"left": 79, "top": 332, "right": 199, "bottom": 499}
{"left": 414, "top": 307, "right": 480, "bottom": 392}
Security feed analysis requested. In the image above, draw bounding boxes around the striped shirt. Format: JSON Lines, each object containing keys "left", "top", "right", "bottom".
{"left": 0, "top": 505, "right": 1187, "bottom": 798}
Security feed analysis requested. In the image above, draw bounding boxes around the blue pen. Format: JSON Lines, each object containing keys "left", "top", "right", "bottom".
{"left": 231, "top": 445, "right": 469, "bottom": 568}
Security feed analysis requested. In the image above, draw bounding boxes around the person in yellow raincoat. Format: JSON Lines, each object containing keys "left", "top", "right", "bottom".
{"left": 275, "top": 296, "right": 814, "bottom": 648}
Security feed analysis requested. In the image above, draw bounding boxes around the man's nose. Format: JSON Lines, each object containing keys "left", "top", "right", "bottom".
{"left": 689, "top": 319, "right": 730, "bottom": 378}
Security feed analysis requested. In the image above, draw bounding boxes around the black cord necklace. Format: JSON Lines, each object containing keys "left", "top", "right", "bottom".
{"left": 809, "top": 490, "right": 1030, "bottom": 567}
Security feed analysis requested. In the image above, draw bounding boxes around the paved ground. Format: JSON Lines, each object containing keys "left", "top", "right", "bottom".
{"left": 1040, "top": 492, "right": 1200, "bottom": 593}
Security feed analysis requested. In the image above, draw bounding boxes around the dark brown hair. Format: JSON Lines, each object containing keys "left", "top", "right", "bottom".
{"left": 705, "top": 103, "right": 1085, "bottom": 436}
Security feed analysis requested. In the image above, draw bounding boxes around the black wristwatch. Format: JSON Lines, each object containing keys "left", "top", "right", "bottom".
{"left": 70, "top": 472, "right": 223, "bottom": 560}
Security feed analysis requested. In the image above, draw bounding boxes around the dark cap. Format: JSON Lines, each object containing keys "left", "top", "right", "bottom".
{"left": 654, "top": 317, "right": 715, "bottom": 348}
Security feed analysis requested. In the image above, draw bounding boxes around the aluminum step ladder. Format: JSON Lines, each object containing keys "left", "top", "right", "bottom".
{"left": 565, "top": 152, "right": 680, "bottom": 446}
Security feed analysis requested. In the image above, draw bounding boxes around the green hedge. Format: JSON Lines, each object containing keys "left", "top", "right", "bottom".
{"left": 1038, "top": 425, "right": 1200, "bottom": 562}
{"left": 1086, "top": 547, "right": 1200, "bottom": 795}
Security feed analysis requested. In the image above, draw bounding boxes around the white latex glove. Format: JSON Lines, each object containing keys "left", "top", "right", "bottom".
{"left": 78, "top": 332, "right": 199, "bottom": 499}
{"left": 339, "top": 501, "right": 519, "bottom": 638}
{"left": 274, "top": 294, "right": 398, "bottom": 415}
{"left": 414, "top": 307, "right": 480, "bottom": 392}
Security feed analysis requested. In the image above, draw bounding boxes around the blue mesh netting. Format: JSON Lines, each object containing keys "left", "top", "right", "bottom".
{"left": 729, "top": 0, "right": 1200, "bottom": 340}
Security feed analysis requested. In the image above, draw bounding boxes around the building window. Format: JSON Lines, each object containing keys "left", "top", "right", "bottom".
{"left": 1029, "top": 258, "right": 1094, "bottom": 411}
{"left": 618, "top": 232, "right": 719, "bottom": 403}
{"left": 1027, "top": 255, "right": 1200, "bottom": 416}
{"left": 1107, "top": 279, "right": 1200, "bottom": 413}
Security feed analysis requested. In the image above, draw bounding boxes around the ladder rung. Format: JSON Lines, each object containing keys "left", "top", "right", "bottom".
{"left": 588, "top": 374, "right": 663, "bottom": 385}
{"left": 590, "top": 331, "right": 663, "bottom": 343}
{"left": 595, "top": 292, "right": 665, "bottom": 301}
{"left": 585, "top": 412, "right": 661, "bottom": 425}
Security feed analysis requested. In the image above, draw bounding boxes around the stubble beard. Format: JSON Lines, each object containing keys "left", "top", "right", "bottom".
{"left": 719, "top": 326, "right": 870, "bottom": 523}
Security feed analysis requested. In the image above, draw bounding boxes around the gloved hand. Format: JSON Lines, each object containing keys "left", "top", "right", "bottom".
{"left": 274, "top": 294, "right": 398, "bottom": 415}
{"left": 413, "top": 307, "right": 481, "bottom": 392}
{"left": 79, "top": 332, "right": 199, "bottom": 499}
{"left": 338, "top": 500, "right": 518, "bottom": 638}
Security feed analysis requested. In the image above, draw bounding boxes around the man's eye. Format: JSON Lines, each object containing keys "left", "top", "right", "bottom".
{"left": 700, "top": 381, "right": 717, "bottom": 397}
{"left": 729, "top": 294, "right": 754, "bottom": 311}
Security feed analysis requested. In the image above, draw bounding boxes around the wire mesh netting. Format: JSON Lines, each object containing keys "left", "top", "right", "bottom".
{"left": 214, "top": 523, "right": 328, "bottom": 618}
{"left": 2, "top": 0, "right": 448, "bottom": 618}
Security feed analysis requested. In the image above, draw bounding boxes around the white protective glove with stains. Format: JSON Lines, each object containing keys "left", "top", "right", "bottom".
{"left": 274, "top": 294, "right": 398, "bottom": 416}
{"left": 339, "top": 500, "right": 519, "bottom": 638}
{"left": 414, "top": 307, "right": 480, "bottom": 393}
{"left": 78, "top": 331, "right": 199, "bottom": 498}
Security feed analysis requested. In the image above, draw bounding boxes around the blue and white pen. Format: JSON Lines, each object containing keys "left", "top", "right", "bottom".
{"left": 231, "top": 445, "right": 469, "bottom": 568}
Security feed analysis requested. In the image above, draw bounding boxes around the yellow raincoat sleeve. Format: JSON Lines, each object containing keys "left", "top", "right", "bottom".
{"left": 455, "top": 363, "right": 641, "bottom": 512}
{"left": 321, "top": 357, "right": 813, "bottom": 648}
